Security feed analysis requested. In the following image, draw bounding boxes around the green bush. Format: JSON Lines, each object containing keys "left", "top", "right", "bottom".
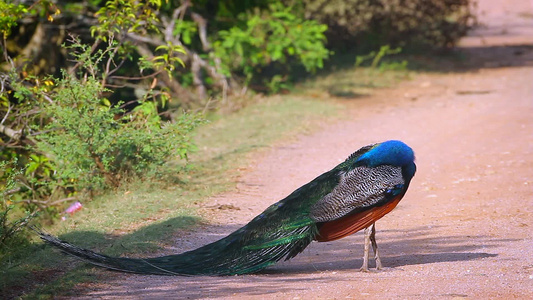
{"left": 213, "top": 3, "right": 330, "bottom": 92}
{"left": 34, "top": 72, "right": 202, "bottom": 193}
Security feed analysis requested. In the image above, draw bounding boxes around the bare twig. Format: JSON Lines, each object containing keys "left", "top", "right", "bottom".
{"left": 2, "top": 187, "right": 22, "bottom": 197}
{"left": 67, "top": 35, "right": 101, "bottom": 76}
{"left": 191, "top": 12, "right": 211, "bottom": 51}
{"left": 191, "top": 53, "right": 207, "bottom": 99}
{"left": 163, "top": 2, "right": 190, "bottom": 43}
{"left": 49, "top": 196, "right": 78, "bottom": 206}
{"left": 0, "top": 103, "right": 12, "bottom": 126}
{"left": 109, "top": 69, "right": 164, "bottom": 81}
{"left": 15, "top": 197, "right": 77, "bottom": 207}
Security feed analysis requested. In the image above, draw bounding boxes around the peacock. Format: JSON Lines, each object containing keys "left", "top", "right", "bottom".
{"left": 37, "top": 140, "right": 416, "bottom": 275}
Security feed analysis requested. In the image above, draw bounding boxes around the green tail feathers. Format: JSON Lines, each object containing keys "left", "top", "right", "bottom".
{"left": 37, "top": 211, "right": 319, "bottom": 276}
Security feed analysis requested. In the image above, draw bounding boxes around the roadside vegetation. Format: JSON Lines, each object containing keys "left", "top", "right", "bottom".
{"left": 0, "top": 0, "right": 475, "bottom": 297}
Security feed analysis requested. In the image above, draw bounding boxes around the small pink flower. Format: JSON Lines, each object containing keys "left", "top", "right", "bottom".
{"left": 65, "top": 201, "right": 83, "bottom": 214}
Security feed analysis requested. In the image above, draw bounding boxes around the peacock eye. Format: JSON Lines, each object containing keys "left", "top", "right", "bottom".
{"left": 385, "top": 184, "right": 404, "bottom": 196}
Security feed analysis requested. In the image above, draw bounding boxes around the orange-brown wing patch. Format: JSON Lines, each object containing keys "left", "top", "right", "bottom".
{"left": 315, "top": 196, "right": 402, "bottom": 242}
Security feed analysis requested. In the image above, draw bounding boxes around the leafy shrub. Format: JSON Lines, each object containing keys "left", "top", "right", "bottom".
{"left": 213, "top": 3, "right": 330, "bottom": 92}
{"left": 34, "top": 72, "right": 203, "bottom": 193}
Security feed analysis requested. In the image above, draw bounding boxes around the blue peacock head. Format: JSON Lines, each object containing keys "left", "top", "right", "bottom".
{"left": 356, "top": 140, "right": 415, "bottom": 168}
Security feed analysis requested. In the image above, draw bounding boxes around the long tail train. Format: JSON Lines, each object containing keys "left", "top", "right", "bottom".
{"left": 36, "top": 211, "right": 319, "bottom": 276}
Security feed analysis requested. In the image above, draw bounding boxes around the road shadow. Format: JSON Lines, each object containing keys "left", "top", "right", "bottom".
{"left": 75, "top": 223, "right": 504, "bottom": 299}
{"left": 41, "top": 215, "right": 202, "bottom": 261}
{"left": 422, "top": 44, "right": 533, "bottom": 72}
{"left": 262, "top": 224, "right": 502, "bottom": 274}
{"left": 306, "top": 16, "right": 533, "bottom": 100}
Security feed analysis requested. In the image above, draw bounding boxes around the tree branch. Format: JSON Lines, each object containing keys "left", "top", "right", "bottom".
{"left": 0, "top": 124, "right": 22, "bottom": 141}
{"left": 134, "top": 43, "right": 197, "bottom": 105}
{"left": 191, "top": 12, "right": 211, "bottom": 51}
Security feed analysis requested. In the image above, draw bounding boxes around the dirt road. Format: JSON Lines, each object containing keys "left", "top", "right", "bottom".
{"left": 73, "top": 0, "right": 533, "bottom": 298}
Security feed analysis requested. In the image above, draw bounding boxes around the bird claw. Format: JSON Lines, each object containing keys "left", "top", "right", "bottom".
{"left": 375, "top": 262, "right": 383, "bottom": 270}
{"left": 358, "top": 265, "right": 385, "bottom": 273}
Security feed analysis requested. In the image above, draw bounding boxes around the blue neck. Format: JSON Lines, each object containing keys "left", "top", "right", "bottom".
{"left": 356, "top": 140, "right": 415, "bottom": 168}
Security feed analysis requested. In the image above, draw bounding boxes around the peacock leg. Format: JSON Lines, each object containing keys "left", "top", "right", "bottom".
{"left": 359, "top": 225, "right": 371, "bottom": 272}
{"left": 369, "top": 223, "right": 383, "bottom": 270}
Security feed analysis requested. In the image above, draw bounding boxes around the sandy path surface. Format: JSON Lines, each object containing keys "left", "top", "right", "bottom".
{"left": 71, "top": 0, "right": 533, "bottom": 298}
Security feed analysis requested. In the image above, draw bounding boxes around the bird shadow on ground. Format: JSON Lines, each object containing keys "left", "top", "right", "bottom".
{"left": 262, "top": 224, "right": 502, "bottom": 274}
{"left": 64, "top": 222, "right": 506, "bottom": 299}
{"left": 47, "top": 215, "right": 202, "bottom": 258}
{"left": 82, "top": 223, "right": 504, "bottom": 299}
